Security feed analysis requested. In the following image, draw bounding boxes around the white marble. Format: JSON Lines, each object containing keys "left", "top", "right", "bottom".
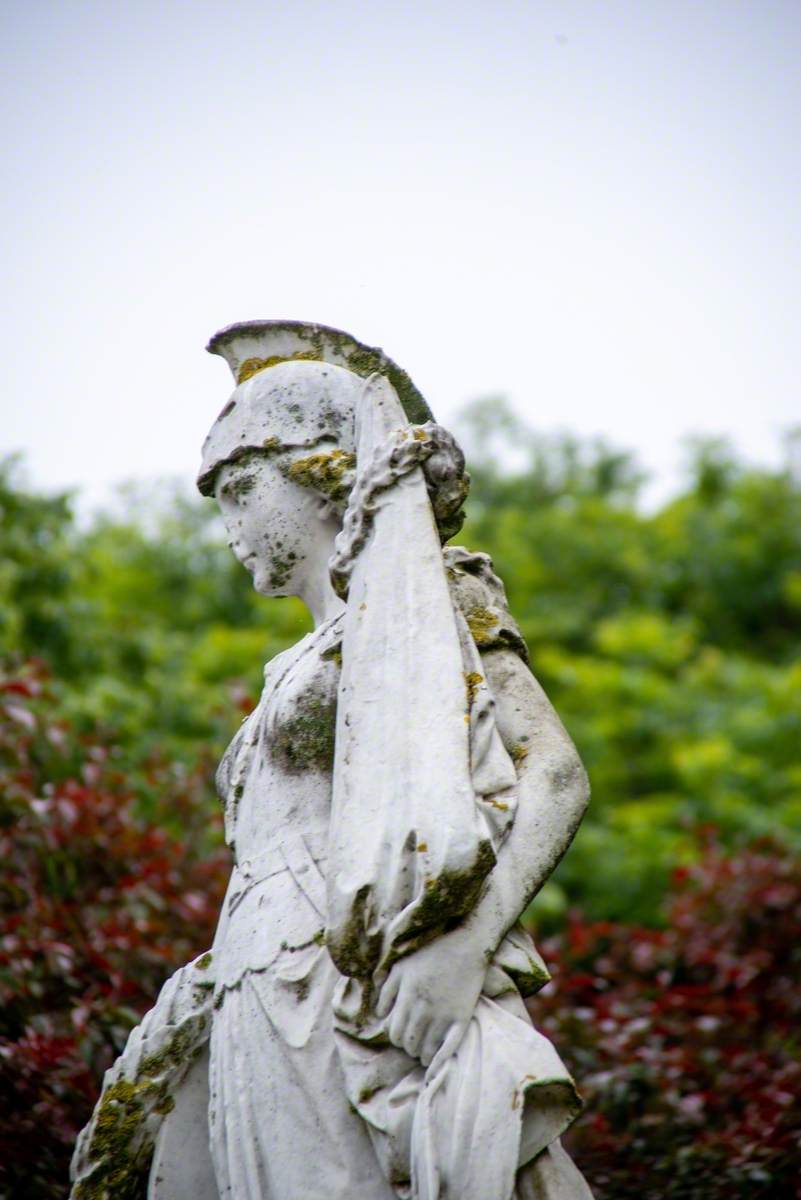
{"left": 71, "top": 322, "right": 594, "bottom": 1200}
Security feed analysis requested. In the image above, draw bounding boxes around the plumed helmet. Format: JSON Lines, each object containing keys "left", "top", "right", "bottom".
{"left": 197, "top": 320, "right": 433, "bottom": 496}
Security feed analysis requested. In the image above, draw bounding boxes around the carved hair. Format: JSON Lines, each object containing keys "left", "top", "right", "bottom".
{"left": 279, "top": 424, "right": 470, "bottom": 548}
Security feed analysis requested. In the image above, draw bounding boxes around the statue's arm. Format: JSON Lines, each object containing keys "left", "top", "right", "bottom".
{"left": 376, "top": 648, "right": 588, "bottom": 1065}
{"left": 466, "top": 645, "right": 590, "bottom": 953}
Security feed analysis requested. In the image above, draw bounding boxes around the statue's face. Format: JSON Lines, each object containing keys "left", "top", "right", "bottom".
{"left": 215, "top": 454, "right": 332, "bottom": 598}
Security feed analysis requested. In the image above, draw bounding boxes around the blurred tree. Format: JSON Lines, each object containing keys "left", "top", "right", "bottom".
{"left": 455, "top": 408, "right": 801, "bottom": 922}
{"left": 1, "top": 415, "right": 800, "bottom": 1195}
{"left": 2, "top": 404, "right": 799, "bottom": 923}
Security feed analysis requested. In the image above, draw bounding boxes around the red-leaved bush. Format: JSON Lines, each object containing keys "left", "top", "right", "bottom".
{"left": 0, "top": 664, "right": 229, "bottom": 1199}
{"left": 533, "top": 839, "right": 801, "bottom": 1199}
{"left": 2, "top": 662, "right": 799, "bottom": 1198}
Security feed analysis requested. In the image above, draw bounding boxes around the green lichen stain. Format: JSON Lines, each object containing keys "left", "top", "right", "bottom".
{"left": 510, "top": 743, "right": 530, "bottom": 767}
{"left": 410, "top": 840, "right": 496, "bottom": 940}
{"left": 74, "top": 1077, "right": 155, "bottom": 1199}
{"left": 194, "top": 952, "right": 213, "bottom": 971}
{"left": 484, "top": 796, "right": 510, "bottom": 812}
{"left": 270, "top": 686, "right": 337, "bottom": 773}
{"left": 290, "top": 976, "right": 311, "bottom": 1003}
{"left": 510, "top": 956, "right": 552, "bottom": 996}
{"left": 137, "top": 1020, "right": 202, "bottom": 1079}
{"left": 321, "top": 642, "right": 343, "bottom": 668}
{"left": 287, "top": 449, "right": 356, "bottom": 502}
{"left": 222, "top": 470, "right": 256, "bottom": 499}
{"left": 237, "top": 350, "right": 320, "bottom": 383}
{"left": 465, "top": 605, "right": 500, "bottom": 647}
{"left": 198, "top": 439, "right": 330, "bottom": 498}
{"left": 269, "top": 554, "right": 293, "bottom": 590}
{"left": 337, "top": 345, "right": 432, "bottom": 426}
{"left": 464, "top": 670, "right": 483, "bottom": 708}
{"left": 326, "top": 886, "right": 383, "bottom": 983}
{"left": 73, "top": 1017, "right": 209, "bottom": 1198}
{"left": 280, "top": 930, "right": 325, "bottom": 954}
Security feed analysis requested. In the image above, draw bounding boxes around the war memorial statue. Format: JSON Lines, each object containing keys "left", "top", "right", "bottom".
{"left": 71, "top": 322, "right": 595, "bottom": 1199}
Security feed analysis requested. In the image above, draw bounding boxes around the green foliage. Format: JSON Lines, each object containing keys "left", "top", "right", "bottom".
{"left": 0, "top": 460, "right": 309, "bottom": 814}
{"left": 2, "top": 407, "right": 800, "bottom": 925}
{"left": 456, "top": 408, "right": 801, "bottom": 922}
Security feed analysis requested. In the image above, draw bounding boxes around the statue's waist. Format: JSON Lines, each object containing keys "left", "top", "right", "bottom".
{"left": 218, "top": 824, "right": 328, "bottom": 986}
{"left": 231, "top": 823, "right": 328, "bottom": 908}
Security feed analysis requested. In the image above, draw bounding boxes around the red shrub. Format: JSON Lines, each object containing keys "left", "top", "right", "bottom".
{"left": 0, "top": 664, "right": 229, "bottom": 1198}
{"left": 533, "top": 838, "right": 801, "bottom": 1199}
{"left": 3, "top": 662, "right": 799, "bottom": 1197}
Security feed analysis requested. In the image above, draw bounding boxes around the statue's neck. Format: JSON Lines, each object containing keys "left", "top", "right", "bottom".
{"left": 297, "top": 568, "right": 346, "bottom": 629}
{"left": 292, "top": 527, "right": 347, "bottom": 628}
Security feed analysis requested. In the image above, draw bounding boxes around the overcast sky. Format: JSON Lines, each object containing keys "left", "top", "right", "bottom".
{"left": 2, "top": 0, "right": 799, "bottom": 509}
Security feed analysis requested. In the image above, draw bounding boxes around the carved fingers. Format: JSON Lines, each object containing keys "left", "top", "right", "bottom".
{"left": 375, "top": 967, "right": 401, "bottom": 1022}
{"left": 375, "top": 931, "right": 487, "bottom": 1067}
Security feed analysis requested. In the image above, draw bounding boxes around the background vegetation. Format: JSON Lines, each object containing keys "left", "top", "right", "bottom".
{"left": 2, "top": 407, "right": 799, "bottom": 1197}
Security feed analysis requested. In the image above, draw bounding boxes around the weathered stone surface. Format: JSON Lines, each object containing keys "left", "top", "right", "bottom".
{"left": 71, "top": 322, "right": 594, "bottom": 1200}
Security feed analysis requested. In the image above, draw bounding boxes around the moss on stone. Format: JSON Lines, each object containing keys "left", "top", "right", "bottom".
{"left": 465, "top": 605, "right": 500, "bottom": 647}
{"left": 412, "top": 840, "right": 495, "bottom": 934}
{"left": 280, "top": 929, "right": 326, "bottom": 954}
{"left": 508, "top": 956, "right": 552, "bottom": 996}
{"left": 75, "top": 1009, "right": 214, "bottom": 1196}
{"left": 326, "top": 886, "right": 384, "bottom": 982}
{"left": 74, "top": 1076, "right": 161, "bottom": 1199}
{"left": 510, "top": 744, "right": 530, "bottom": 767}
{"left": 222, "top": 470, "right": 256, "bottom": 499}
{"left": 290, "top": 976, "right": 311, "bottom": 1003}
{"left": 321, "top": 642, "right": 343, "bottom": 668}
{"left": 286, "top": 449, "right": 356, "bottom": 502}
{"left": 464, "top": 670, "right": 483, "bottom": 708}
{"left": 268, "top": 555, "right": 293, "bottom": 590}
{"left": 484, "top": 796, "right": 510, "bottom": 812}
{"left": 384, "top": 840, "right": 497, "bottom": 968}
{"left": 270, "top": 688, "right": 337, "bottom": 774}
{"left": 237, "top": 351, "right": 320, "bottom": 384}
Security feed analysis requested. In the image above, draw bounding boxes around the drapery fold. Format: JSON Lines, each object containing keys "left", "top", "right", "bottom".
{"left": 325, "top": 375, "right": 517, "bottom": 980}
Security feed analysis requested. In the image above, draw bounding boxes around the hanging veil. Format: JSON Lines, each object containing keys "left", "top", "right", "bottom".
{"left": 325, "top": 374, "right": 518, "bottom": 979}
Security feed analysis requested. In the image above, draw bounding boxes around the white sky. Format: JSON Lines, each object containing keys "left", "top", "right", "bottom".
{"left": 2, "top": 0, "right": 800, "bottom": 509}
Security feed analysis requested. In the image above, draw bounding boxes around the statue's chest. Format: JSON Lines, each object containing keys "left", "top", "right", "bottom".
{"left": 262, "top": 631, "right": 341, "bottom": 775}
{"left": 218, "top": 621, "right": 342, "bottom": 854}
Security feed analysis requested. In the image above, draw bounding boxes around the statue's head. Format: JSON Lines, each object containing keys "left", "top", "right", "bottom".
{"left": 199, "top": 320, "right": 467, "bottom": 598}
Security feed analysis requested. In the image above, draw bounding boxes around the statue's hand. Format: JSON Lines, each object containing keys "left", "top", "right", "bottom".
{"left": 375, "top": 927, "right": 488, "bottom": 1067}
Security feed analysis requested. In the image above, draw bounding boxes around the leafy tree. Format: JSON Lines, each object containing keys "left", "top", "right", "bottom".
{"left": 1, "top": 411, "right": 800, "bottom": 1195}
{"left": 2, "top": 415, "right": 800, "bottom": 922}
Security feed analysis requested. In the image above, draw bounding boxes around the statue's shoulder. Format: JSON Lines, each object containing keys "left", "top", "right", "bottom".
{"left": 443, "top": 546, "right": 529, "bottom": 665}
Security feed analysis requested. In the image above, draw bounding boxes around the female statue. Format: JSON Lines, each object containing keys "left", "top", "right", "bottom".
{"left": 71, "top": 322, "right": 594, "bottom": 1200}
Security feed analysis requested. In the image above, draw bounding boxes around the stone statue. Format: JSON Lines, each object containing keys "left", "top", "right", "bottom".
{"left": 70, "top": 322, "right": 595, "bottom": 1200}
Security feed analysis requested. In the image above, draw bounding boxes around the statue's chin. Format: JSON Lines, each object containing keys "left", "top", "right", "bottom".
{"left": 252, "top": 567, "right": 290, "bottom": 600}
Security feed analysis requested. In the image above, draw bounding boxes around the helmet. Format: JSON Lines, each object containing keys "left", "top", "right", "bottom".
{"left": 197, "top": 320, "right": 433, "bottom": 496}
